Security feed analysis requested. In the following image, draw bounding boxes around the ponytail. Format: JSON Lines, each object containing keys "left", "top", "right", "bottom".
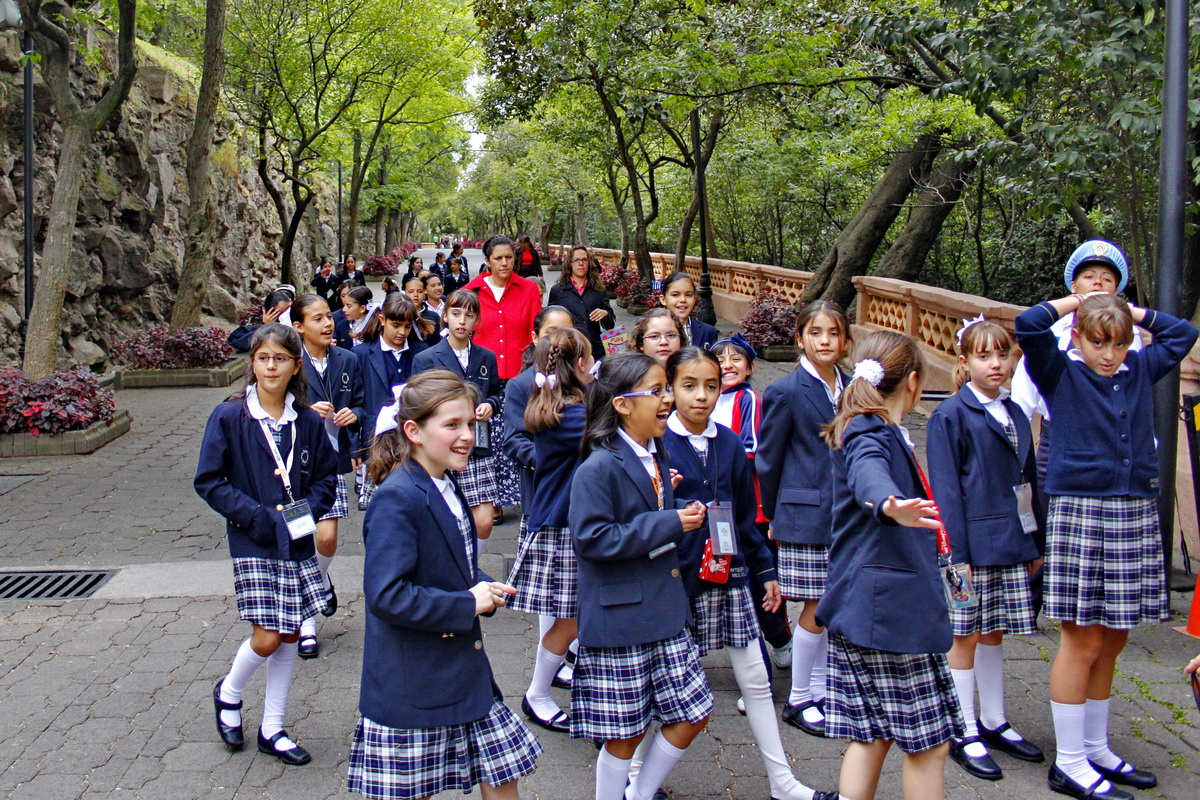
{"left": 525, "top": 327, "right": 591, "bottom": 433}
{"left": 824, "top": 330, "right": 924, "bottom": 450}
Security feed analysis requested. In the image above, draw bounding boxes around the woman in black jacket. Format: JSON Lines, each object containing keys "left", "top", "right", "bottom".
{"left": 547, "top": 245, "right": 615, "bottom": 360}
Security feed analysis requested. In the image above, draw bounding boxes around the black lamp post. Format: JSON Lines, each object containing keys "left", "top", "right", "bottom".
{"left": 690, "top": 109, "right": 716, "bottom": 326}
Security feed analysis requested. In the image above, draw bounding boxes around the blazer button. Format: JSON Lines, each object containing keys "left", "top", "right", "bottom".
{"left": 474, "top": 640, "right": 483, "bottom": 650}
{"left": 671, "top": 568, "right": 680, "bottom": 578}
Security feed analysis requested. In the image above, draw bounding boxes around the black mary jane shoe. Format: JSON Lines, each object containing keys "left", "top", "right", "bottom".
{"left": 297, "top": 635, "right": 319, "bottom": 660}
{"left": 810, "top": 792, "right": 840, "bottom": 800}
{"left": 1048, "top": 764, "right": 1133, "bottom": 800}
{"left": 521, "top": 696, "right": 570, "bottom": 734}
{"left": 213, "top": 679, "right": 244, "bottom": 750}
{"left": 257, "top": 728, "right": 312, "bottom": 765}
{"left": 781, "top": 700, "right": 825, "bottom": 737}
{"left": 949, "top": 736, "right": 1003, "bottom": 781}
{"left": 979, "top": 720, "right": 1045, "bottom": 762}
{"left": 321, "top": 580, "right": 338, "bottom": 617}
{"left": 1088, "top": 759, "right": 1157, "bottom": 790}
{"left": 551, "top": 665, "right": 573, "bottom": 690}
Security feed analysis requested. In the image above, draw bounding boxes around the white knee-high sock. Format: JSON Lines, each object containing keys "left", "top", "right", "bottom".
{"left": 788, "top": 627, "right": 823, "bottom": 707}
{"left": 315, "top": 552, "right": 334, "bottom": 590}
{"left": 477, "top": 537, "right": 489, "bottom": 555}
{"left": 596, "top": 746, "right": 633, "bottom": 800}
{"left": 809, "top": 629, "right": 828, "bottom": 702}
{"left": 1083, "top": 698, "right": 1128, "bottom": 771}
{"left": 950, "top": 667, "right": 987, "bottom": 757}
{"left": 975, "top": 643, "right": 1019, "bottom": 741}
{"left": 729, "top": 644, "right": 814, "bottom": 800}
{"left": 262, "top": 641, "right": 299, "bottom": 744}
{"left": 627, "top": 732, "right": 686, "bottom": 800}
{"left": 220, "top": 639, "right": 268, "bottom": 727}
{"left": 569, "top": 638, "right": 580, "bottom": 656}
{"left": 526, "top": 644, "right": 567, "bottom": 719}
{"left": 538, "top": 615, "right": 554, "bottom": 638}
{"left": 1052, "top": 700, "right": 1110, "bottom": 789}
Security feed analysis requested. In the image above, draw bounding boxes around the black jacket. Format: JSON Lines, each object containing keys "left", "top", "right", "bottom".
{"left": 547, "top": 280, "right": 615, "bottom": 360}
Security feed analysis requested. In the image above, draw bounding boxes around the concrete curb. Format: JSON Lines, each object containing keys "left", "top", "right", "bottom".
{"left": 0, "top": 409, "right": 131, "bottom": 457}
{"left": 111, "top": 354, "right": 247, "bottom": 389}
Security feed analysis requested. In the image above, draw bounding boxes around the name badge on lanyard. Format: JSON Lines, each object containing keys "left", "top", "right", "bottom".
{"left": 259, "top": 419, "right": 316, "bottom": 540}
{"left": 1013, "top": 483, "right": 1037, "bottom": 534}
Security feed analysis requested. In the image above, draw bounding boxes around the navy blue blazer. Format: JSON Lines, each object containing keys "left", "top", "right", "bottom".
{"left": 443, "top": 269, "right": 471, "bottom": 294}
{"left": 688, "top": 318, "right": 719, "bottom": 350}
{"left": 227, "top": 324, "right": 259, "bottom": 353}
{"left": 359, "top": 462, "right": 499, "bottom": 729}
{"left": 355, "top": 339, "right": 428, "bottom": 449}
{"left": 926, "top": 391, "right": 1042, "bottom": 567}
{"left": 663, "top": 426, "right": 777, "bottom": 597}
{"left": 502, "top": 365, "right": 537, "bottom": 505}
{"left": 1016, "top": 303, "right": 1198, "bottom": 498}
{"left": 569, "top": 436, "right": 689, "bottom": 648}
{"left": 412, "top": 339, "right": 503, "bottom": 455}
{"left": 755, "top": 365, "right": 845, "bottom": 545}
{"left": 420, "top": 310, "right": 442, "bottom": 347}
{"left": 332, "top": 310, "right": 352, "bottom": 352}
{"left": 194, "top": 398, "right": 338, "bottom": 562}
{"left": 300, "top": 345, "right": 365, "bottom": 474}
{"left": 815, "top": 414, "right": 951, "bottom": 655}
{"left": 528, "top": 402, "right": 585, "bottom": 532}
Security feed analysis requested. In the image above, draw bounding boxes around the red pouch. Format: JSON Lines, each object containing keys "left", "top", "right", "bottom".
{"left": 699, "top": 538, "right": 731, "bottom": 584}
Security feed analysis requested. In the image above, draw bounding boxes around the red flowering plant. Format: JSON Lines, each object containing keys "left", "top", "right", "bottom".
{"left": 738, "top": 285, "right": 798, "bottom": 349}
{"left": 113, "top": 324, "right": 234, "bottom": 370}
{"left": 600, "top": 263, "right": 626, "bottom": 292}
{"left": 362, "top": 253, "right": 399, "bottom": 276}
{"left": 625, "top": 277, "right": 661, "bottom": 308}
{"left": 0, "top": 367, "right": 116, "bottom": 435}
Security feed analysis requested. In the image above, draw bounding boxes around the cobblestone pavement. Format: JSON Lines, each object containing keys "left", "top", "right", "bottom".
{"left": 0, "top": 301, "right": 1198, "bottom": 799}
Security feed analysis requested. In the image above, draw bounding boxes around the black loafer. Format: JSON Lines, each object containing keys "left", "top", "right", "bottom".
{"left": 297, "top": 635, "right": 319, "bottom": 660}
{"left": 1089, "top": 759, "right": 1157, "bottom": 790}
{"left": 949, "top": 736, "right": 1003, "bottom": 780}
{"left": 979, "top": 720, "right": 1045, "bottom": 762}
{"left": 781, "top": 700, "right": 825, "bottom": 737}
{"left": 551, "top": 663, "right": 573, "bottom": 690}
{"left": 811, "top": 793, "right": 840, "bottom": 800}
{"left": 257, "top": 728, "right": 311, "bottom": 765}
{"left": 213, "top": 679, "right": 244, "bottom": 750}
{"left": 1048, "top": 764, "right": 1133, "bottom": 800}
{"left": 321, "top": 581, "right": 338, "bottom": 617}
{"left": 521, "top": 696, "right": 570, "bottom": 733}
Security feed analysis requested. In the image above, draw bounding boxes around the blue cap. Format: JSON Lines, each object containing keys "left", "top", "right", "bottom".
{"left": 1064, "top": 240, "right": 1128, "bottom": 293}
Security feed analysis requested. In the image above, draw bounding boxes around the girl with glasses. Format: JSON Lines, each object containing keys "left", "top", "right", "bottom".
{"left": 629, "top": 307, "right": 686, "bottom": 368}
{"left": 548, "top": 245, "right": 615, "bottom": 360}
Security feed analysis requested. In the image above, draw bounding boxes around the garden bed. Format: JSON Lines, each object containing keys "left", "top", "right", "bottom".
{"left": 759, "top": 345, "right": 801, "bottom": 362}
{"left": 112, "top": 355, "right": 247, "bottom": 389}
{"left": 0, "top": 410, "right": 131, "bottom": 457}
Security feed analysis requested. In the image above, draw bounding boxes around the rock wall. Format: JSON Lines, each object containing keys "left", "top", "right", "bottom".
{"left": 0, "top": 32, "right": 338, "bottom": 368}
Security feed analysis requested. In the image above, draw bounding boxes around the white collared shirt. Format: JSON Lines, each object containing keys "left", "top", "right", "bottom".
{"left": 431, "top": 474, "right": 465, "bottom": 520}
{"left": 667, "top": 411, "right": 717, "bottom": 459}
{"left": 426, "top": 300, "right": 445, "bottom": 316}
{"left": 452, "top": 342, "right": 471, "bottom": 371}
{"left": 245, "top": 383, "right": 298, "bottom": 430}
{"left": 966, "top": 382, "right": 1014, "bottom": 428}
{"left": 800, "top": 355, "right": 844, "bottom": 405}
{"left": 380, "top": 336, "right": 409, "bottom": 360}
{"left": 618, "top": 427, "right": 658, "bottom": 481}
{"left": 306, "top": 349, "right": 328, "bottom": 375}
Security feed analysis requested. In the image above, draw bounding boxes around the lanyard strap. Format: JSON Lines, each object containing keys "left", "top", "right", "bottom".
{"left": 650, "top": 456, "right": 665, "bottom": 511}
{"left": 258, "top": 419, "right": 296, "bottom": 502}
{"left": 911, "top": 456, "right": 952, "bottom": 558}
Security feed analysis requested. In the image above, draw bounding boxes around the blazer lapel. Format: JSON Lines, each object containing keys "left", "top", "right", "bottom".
{"left": 369, "top": 344, "right": 392, "bottom": 389}
{"left": 411, "top": 464, "right": 473, "bottom": 583}
{"left": 302, "top": 350, "right": 331, "bottom": 405}
{"left": 961, "top": 389, "right": 1017, "bottom": 453}
{"left": 800, "top": 369, "right": 836, "bottom": 420}
{"left": 1003, "top": 397, "right": 1031, "bottom": 463}
{"left": 613, "top": 437, "right": 658, "bottom": 510}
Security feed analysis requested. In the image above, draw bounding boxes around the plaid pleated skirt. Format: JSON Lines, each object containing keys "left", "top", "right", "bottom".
{"left": 231, "top": 556, "right": 325, "bottom": 633}
{"left": 570, "top": 630, "right": 714, "bottom": 741}
{"left": 346, "top": 700, "right": 542, "bottom": 800}
{"left": 360, "top": 476, "right": 379, "bottom": 509}
{"left": 455, "top": 453, "right": 499, "bottom": 507}
{"left": 950, "top": 563, "right": 1037, "bottom": 636}
{"left": 1044, "top": 495, "right": 1167, "bottom": 629}
{"left": 506, "top": 525, "right": 578, "bottom": 617}
{"left": 688, "top": 585, "right": 761, "bottom": 657}
{"left": 489, "top": 405, "right": 523, "bottom": 509}
{"left": 825, "top": 633, "right": 964, "bottom": 753}
{"left": 777, "top": 542, "right": 828, "bottom": 599}
{"left": 319, "top": 474, "right": 349, "bottom": 521}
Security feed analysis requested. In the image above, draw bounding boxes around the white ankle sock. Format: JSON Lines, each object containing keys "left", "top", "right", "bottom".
{"left": 975, "top": 643, "right": 1022, "bottom": 741}
{"left": 299, "top": 617, "right": 317, "bottom": 638}
{"left": 220, "top": 639, "right": 268, "bottom": 727}
{"left": 950, "top": 667, "right": 986, "bottom": 756}
{"left": 595, "top": 746, "right": 632, "bottom": 800}
{"left": 788, "top": 627, "right": 823, "bottom": 707}
{"left": 627, "top": 732, "right": 686, "bottom": 800}
{"left": 261, "top": 641, "right": 299, "bottom": 744}
{"left": 809, "top": 629, "right": 828, "bottom": 702}
{"left": 1052, "top": 700, "right": 1110, "bottom": 790}
{"left": 1083, "top": 698, "right": 1128, "bottom": 771}
{"left": 729, "top": 644, "right": 814, "bottom": 800}
{"left": 525, "top": 643, "right": 566, "bottom": 720}
{"left": 316, "top": 553, "right": 334, "bottom": 590}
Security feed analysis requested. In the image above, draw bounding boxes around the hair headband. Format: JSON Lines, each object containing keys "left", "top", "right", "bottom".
{"left": 711, "top": 332, "right": 758, "bottom": 361}
{"left": 956, "top": 314, "right": 987, "bottom": 347}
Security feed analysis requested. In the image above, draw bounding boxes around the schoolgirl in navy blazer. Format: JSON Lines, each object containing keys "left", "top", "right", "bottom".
{"left": 355, "top": 338, "right": 427, "bottom": 446}
{"left": 663, "top": 425, "right": 777, "bottom": 597}
{"left": 756, "top": 365, "right": 846, "bottom": 545}
{"left": 359, "top": 461, "right": 500, "bottom": 728}
{"left": 815, "top": 414, "right": 950, "bottom": 655}
{"left": 411, "top": 339, "right": 502, "bottom": 455}
{"left": 194, "top": 398, "right": 338, "bottom": 563}
{"left": 502, "top": 364, "right": 538, "bottom": 503}
{"left": 925, "top": 390, "right": 1042, "bottom": 567}
{"left": 333, "top": 309, "right": 352, "bottom": 352}
{"left": 687, "top": 318, "right": 719, "bottom": 350}
{"left": 300, "top": 345, "right": 365, "bottom": 475}
{"left": 527, "top": 403, "right": 585, "bottom": 533}
{"left": 568, "top": 435, "right": 690, "bottom": 647}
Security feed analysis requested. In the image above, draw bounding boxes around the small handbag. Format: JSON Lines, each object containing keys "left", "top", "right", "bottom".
{"left": 698, "top": 538, "right": 731, "bottom": 584}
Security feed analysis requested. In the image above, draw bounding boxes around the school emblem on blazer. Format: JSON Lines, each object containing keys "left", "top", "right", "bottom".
{"left": 479, "top": 364, "right": 488, "bottom": 377}
{"left": 341, "top": 373, "right": 350, "bottom": 389}
{"left": 300, "top": 447, "right": 310, "bottom": 465}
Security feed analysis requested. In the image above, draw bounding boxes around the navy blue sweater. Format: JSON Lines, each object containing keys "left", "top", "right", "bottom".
{"left": 1015, "top": 302, "right": 1198, "bottom": 498}
{"left": 528, "top": 402, "right": 585, "bottom": 533}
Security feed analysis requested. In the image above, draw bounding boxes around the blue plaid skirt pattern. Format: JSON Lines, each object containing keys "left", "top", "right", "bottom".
{"left": 360, "top": 476, "right": 379, "bottom": 508}
{"left": 776, "top": 542, "right": 828, "bottom": 599}
{"left": 1044, "top": 495, "right": 1167, "bottom": 629}
{"left": 346, "top": 700, "right": 542, "bottom": 800}
{"left": 950, "top": 563, "right": 1037, "bottom": 636}
{"left": 825, "top": 633, "right": 965, "bottom": 753}
{"left": 455, "top": 453, "right": 499, "bottom": 507}
{"left": 232, "top": 556, "right": 325, "bottom": 633}
{"left": 570, "top": 630, "right": 714, "bottom": 741}
{"left": 688, "top": 585, "right": 761, "bottom": 657}
{"left": 320, "top": 474, "right": 349, "bottom": 521}
{"left": 489, "top": 405, "right": 523, "bottom": 509}
{"left": 507, "top": 525, "right": 578, "bottom": 617}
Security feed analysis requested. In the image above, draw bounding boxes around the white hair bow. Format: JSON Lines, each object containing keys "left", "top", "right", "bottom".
{"left": 534, "top": 372, "right": 558, "bottom": 389}
{"left": 851, "top": 359, "right": 885, "bottom": 387}
{"left": 956, "top": 314, "right": 987, "bottom": 347}
{"left": 374, "top": 383, "right": 408, "bottom": 437}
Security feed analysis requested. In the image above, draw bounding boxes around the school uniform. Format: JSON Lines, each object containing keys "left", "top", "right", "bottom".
{"left": 756, "top": 360, "right": 845, "bottom": 599}
{"left": 411, "top": 339, "right": 502, "bottom": 506}
{"left": 712, "top": 380, "right": 760, "bottom": 457}
{"left": 301, "top": 345, "right": 365, "bottom": 521}
{"left": 419, "top": 309, "right": 441, "bottom": 347}
{"left": 547, "top": 279, "right": 616, "bottom": 360}
{"left": 501, "top": 365, "right": 537, "bottom": 550}
{"left": 333, "top": 310, "right": 353, "bottom": 352}
{"left": 347, "top": 462, "right": 541, "bottom": 800}
{"left": 685, "top": 317, "right": 719, "bottom": 350}
{"left": 926, "top": 385, "right": 1042, "bottom": 637}
{"left": 567, "top": 431, "right": 714, "bottom": 741}
{"left": 227, "top": 323, "right": 260, "bottom": 352}
{"left": 443, "top": 269, "right": 470, "bottom": 294}
{"left": 355, "top": 336, "right": 427, "bottom": 453}
{"left": 194, "top": 386, "right": 339, "bottom": 632}
{"left": 816, "top": 414, "right": 964, "bottom": 753}
{"left": 1015, "top": 302, "right": 1198, "bottom": 629}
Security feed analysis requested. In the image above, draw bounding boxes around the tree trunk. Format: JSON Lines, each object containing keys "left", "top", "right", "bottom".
{"left": 279, "top": 192, "right": 313, "bottom": 288}
{"left": 574, "top": 193, "right": 588, "bottom": 247}
{"left": 799, "top": 132, "right": 941, "bottom": 311}
{"left": 385, "top": 212, "right": 398, "bottom": 252}
{"left": 170, "top": 0, "right": 228, "bottom": 330}
{"left": 539, "top": 207, "right": 555, "bottom": 254}
{"left": 873, "top": 157, "right": 976, "bottom": 282}
{"left": 675, "top": 191, "right": 700, "bottom": 269}
{"left": 346, "top": 130, "right": 363, "bottom": 254}
{"left": 257, "top": 129, "right": 289, "bottom": 275}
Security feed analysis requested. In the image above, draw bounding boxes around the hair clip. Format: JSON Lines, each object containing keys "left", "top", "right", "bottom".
{"left": 534, "top": 372, "right": 558, "bottom": 389}
{"left": 851, "top": 359, "right": 885, "bottom": 387}
{"left": 956, "top": 314, "right": 987, "bottom": 347}
{"left": 374, "top": 383, "right": 408, "bottom": 436}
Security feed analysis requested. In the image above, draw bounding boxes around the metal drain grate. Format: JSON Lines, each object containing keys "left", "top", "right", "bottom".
{"left": 0, "top": 570, "right": 115, "bottom": 600}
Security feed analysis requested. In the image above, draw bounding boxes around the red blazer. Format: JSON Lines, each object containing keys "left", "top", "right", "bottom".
{"left": 464, "top": 273, "right": 543, "bottom": 379}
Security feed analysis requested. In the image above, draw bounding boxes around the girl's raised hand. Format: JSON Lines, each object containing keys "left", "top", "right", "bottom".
{"left": 310, "top": 401, "right": 335, "bottom": 418}
{"left": 669, "top": 468, "right": 683, "bottom": 489}
{"left": 476, "top": 403, "right": 494, "bottom": 421}
{"left": 678, "top": 501, "right": 706, "bottom": 532}
{"left": 470, "top": 581, "right": 497, "bottom": 615}
{"left": 262, "top": 307, "right": 282, "bottom": 324}
{"left": 881, "top": 496, "right": 941, "bottom": 529}
{"left": 332, "top": 407, "right": 358, "bottom": 427}
{"left": 761, "top": 580, "right": 782, "bottom": 613}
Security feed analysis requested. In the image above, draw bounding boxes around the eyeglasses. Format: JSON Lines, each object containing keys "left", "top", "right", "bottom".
{"left": 571, "top": 258, "right": 591, "bottom": 264}
{"left": 619, "top": 388, "right": 664, "bottom": 399}
{"left": 643, "top": 333, "right": 680, "bottom": 343}
{"left": 254, "top": 355, "right": 298, "bottom": 366}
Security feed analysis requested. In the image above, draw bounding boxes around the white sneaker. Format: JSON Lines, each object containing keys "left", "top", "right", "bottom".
{"left": 770, "top": 640, "right": 793, "bottom": 669}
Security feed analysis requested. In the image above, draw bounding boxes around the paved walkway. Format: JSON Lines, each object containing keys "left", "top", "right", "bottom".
{"left": 1, "top": 295, "right": 1198, "bottom": 799}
